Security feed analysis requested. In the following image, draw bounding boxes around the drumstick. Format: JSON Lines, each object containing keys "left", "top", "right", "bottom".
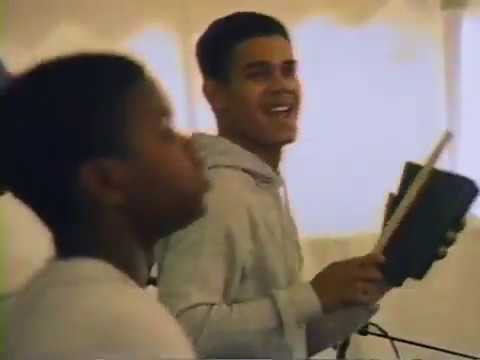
{"left": 375, "top": 131, "right": 453, "bottom": 252}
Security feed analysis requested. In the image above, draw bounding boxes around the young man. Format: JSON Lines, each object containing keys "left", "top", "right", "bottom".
{"left": 1, "top": 53, "right": 208, "bottom": 359}
{"left": 155, "top": 12, "right": 459, "bottom": 359}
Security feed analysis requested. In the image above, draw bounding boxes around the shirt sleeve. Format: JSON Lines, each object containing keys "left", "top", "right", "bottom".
{"left": 306, "top": 304, "right": 379, "bottom": 356}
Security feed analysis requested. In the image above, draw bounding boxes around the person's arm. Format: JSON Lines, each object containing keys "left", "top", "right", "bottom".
{"left": 305, "top": 251, "right": 389, "bottom": 357}
{"left": 156, "top": 180, "right": 391, "bottom": 358}
{"left": 155, "top": 195, "right": 321, "bottom": 358}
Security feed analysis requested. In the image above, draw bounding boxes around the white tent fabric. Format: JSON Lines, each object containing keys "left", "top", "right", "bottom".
{"left": 1, "top": 1, "right": 479, "bottom": 358}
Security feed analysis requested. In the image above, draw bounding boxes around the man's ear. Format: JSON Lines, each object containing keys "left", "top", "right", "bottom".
{"left": 203, "top": 79, "right": 228, "bottom": 112}
{"left": 78, "top": 159, "right": 130, "bottom": 206}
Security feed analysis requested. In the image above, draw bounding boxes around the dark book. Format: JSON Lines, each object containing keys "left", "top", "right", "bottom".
{"left": 382, "top": 162, "right": 478, "bottom": 287}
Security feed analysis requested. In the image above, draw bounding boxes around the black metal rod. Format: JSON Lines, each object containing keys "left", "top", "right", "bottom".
{"left": 362, "top": 330, "right": 479, "bottom": 359}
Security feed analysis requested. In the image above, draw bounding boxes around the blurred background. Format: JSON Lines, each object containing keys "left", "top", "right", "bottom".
{"left": 0, "top": 0, "right": 479, "bottom": 358}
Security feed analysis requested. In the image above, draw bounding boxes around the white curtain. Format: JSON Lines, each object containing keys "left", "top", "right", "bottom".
{"left": 286, "top": 14, "right": 448, "bottom": 237}
{"left": 458, "top": 14, "right": 480, "bottom": 215}
{"left": 0, "top": 0, "right": 478, "bottom": 358}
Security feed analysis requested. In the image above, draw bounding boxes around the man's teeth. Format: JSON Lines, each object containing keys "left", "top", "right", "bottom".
{"left": 271, "top": 106, "right": 290, "bottom": 112}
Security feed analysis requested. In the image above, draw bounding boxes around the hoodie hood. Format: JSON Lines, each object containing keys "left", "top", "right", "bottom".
{"left": 192, "top": 133, "right": 283, "bottom": 187}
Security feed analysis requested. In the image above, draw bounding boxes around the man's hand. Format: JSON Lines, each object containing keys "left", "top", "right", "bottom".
{"left": 437, "top": 218, "right": 465, "bottom": 258}
{"left": 310, "top": 252, "right": 386, "bottom": 314}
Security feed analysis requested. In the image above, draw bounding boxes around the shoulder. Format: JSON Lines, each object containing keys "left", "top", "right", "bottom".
{"left": 94, "top": 288, "right": 194, "bottom": 356}
{"left": 8, "top": 267, "right": 194, "bottom": 359}
{"left": 207, "top": 167, "right": 256, "bottom": 203}
{"left": 155, "top": 168, "right": 257, "bottom": 266}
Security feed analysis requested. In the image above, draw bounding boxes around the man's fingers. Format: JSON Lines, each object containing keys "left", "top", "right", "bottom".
{"left": 437, "top": 246, "right": 448, "bottom": 259}
{"left": 452, "top": 218, "right": 467, "bottom": 233}
{"left": 442, "top": 219, "right": 465, "bottom": 249}
{"left": 356, "top": 256, "right": 385, "bottom": 282}
{"left": 445, "top": 230, "right": 458, "bottom": 247}
{"left": 354, "top": 281, "right": 385, "bottom": 305}
{"left": 357, "top": 267, "right": 384, "bottom": 282}
{"left": 360, "top": 252, "right": 386, "bottom": 266}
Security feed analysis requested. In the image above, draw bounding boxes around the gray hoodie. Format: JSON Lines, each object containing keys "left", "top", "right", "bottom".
{"left": 156, "top": 133, "right": 375, "bottom": 359}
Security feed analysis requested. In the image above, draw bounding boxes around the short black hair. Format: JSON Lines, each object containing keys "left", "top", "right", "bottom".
{"left": 196, "top": 11, "right": 290, "bottom": 82}
{"left": 0, "top": 53, "right": 146, "bottom": 241}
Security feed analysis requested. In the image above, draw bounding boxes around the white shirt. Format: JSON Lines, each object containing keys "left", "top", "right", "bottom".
{"left": 5, "top": 258, "right": 195, "bottom": 360}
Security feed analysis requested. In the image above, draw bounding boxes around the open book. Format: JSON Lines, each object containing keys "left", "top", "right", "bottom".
{"left": 376, "top": 131, "right": 479, "bottom": 287}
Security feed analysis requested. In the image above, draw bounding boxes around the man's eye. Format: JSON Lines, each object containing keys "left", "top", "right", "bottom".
{"left": 159, "top": 127, "right": 176, "bottom": 142}
{"left": 248, "top": 71, "right": 269, "bottom": 80}
{"left": 284, "top": 67, "right": 297, "bottom": 78}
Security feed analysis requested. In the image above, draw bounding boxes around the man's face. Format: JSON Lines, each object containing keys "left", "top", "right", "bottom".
{"left": 215, "top": 35, "right": 301, "bottom": 148}
{"left": 121, "top": 79, "right": 209, "bottom": 240}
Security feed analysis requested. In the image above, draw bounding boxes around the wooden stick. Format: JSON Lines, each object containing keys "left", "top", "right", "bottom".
{"left": 375, "top": 131, "right": 453, "bottom": 252}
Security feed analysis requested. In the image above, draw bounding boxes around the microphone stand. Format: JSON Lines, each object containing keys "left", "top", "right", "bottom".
{"left": 357, "top": 324, "right": 479, "bottom": 360}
